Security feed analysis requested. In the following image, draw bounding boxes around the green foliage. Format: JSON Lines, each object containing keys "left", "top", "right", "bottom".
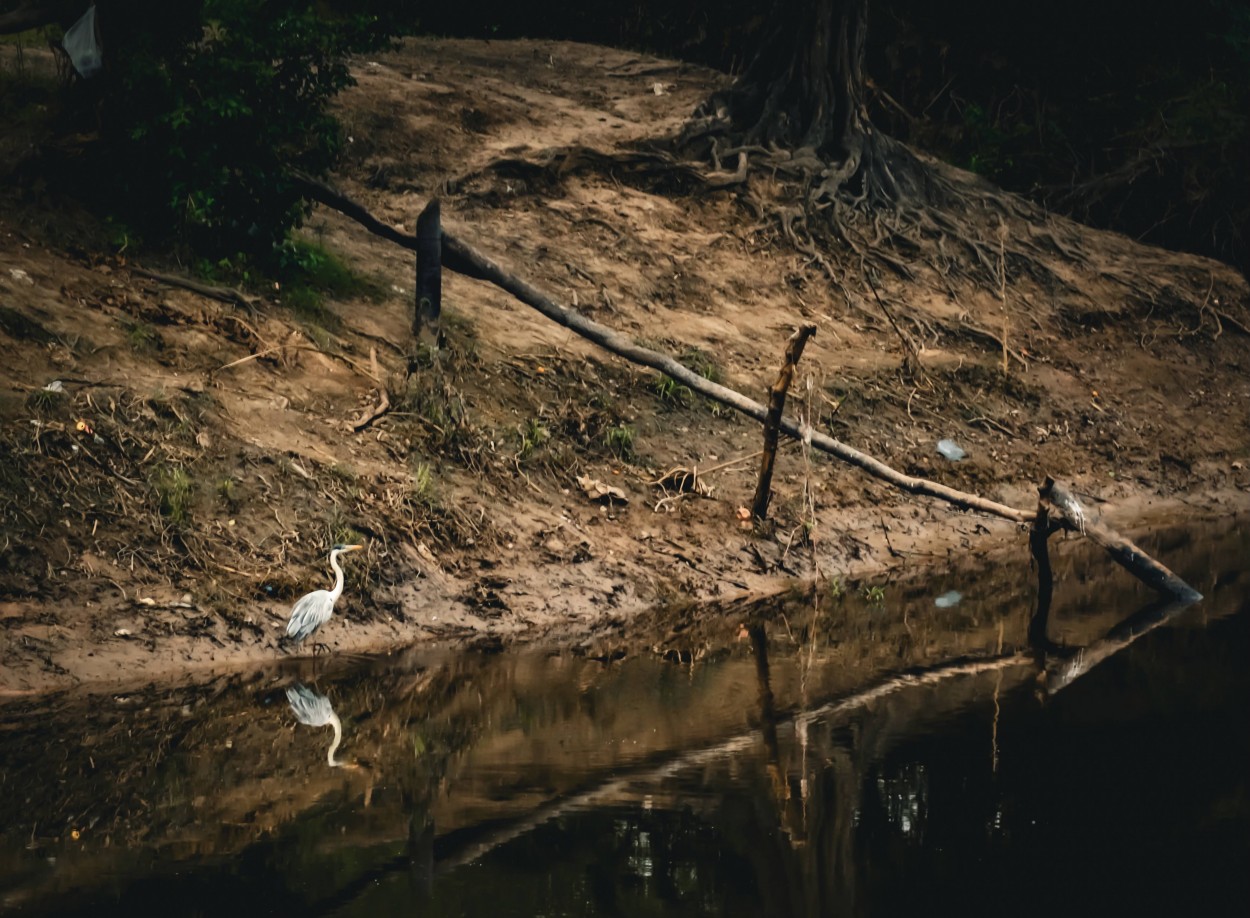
{"left": 516, "top": 417, "right": 550, "bottom": 461}
{"left": 604, "top": 422, "right": 636, "bottom": 459}
{"left": 409, "top": 461, "right": 435, "bottom": 504}
{"left": 100, "top": 1, "right": 390, "bottom": 259}
{"left": 154, "top": 465, "right": 193, "bottom": 525}
{"left": 872, "top": 0, "right": 1250, "bottom": 272}
{"left": 826, "top": 575, "right": 845, "bottom": 600}
{"left": 653, "top": 374, "right": 692, "bottom": 406}
{"left": 862, "top": 584, "right": 886, "bottom": 606}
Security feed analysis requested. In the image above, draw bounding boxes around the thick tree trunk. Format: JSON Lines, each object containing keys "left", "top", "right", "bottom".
{"left": 701, "top": 0, "right": 922, "bottom": 209}
{"left": 731, "top": 0, "right": 868, "bottom": 157}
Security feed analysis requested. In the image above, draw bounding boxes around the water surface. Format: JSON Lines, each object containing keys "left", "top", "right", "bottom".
{"left": 1, "top": 521, "right": 1247, "bottom": 916}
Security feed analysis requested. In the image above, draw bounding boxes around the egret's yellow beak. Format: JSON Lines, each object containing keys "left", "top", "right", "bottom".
{"left": 344, "top": 544, "right": 364, "bottom": 552}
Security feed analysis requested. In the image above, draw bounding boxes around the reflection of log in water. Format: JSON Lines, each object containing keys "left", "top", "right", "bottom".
{"left": 1028, "top": 501, "right": 1057, "bottom": 654}
{"left": 311, "top": 578, "right": 1208, "bottom": 916}
{"left": 318, "top": 653, "right": 1030, "bottom": 907}
{"left": 299, "top": 647, "right": 1036, "bottom": 914}
{"left": 1042, "top": 598, "right": 1190, "bottom": 695}
{"left": 749, "top": 625, "right": 781, "bottom": 762}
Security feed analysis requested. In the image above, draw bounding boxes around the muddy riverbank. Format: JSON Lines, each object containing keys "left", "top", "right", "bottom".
{"left": 2, "top": 38, "right": 1249, "bottom": 695}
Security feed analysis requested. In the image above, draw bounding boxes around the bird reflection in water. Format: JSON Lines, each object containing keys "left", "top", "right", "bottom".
{"left": 286, "top": 683, "right": 354, "bottom": 768}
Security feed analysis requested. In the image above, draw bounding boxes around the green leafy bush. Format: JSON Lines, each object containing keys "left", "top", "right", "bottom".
{"left": 98, "top": 1, "right": 389, "bottom": 259}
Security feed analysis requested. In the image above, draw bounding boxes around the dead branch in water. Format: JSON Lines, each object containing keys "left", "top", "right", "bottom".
{"left": 1038, "top": 477, "right": 1201, "bottom": 603}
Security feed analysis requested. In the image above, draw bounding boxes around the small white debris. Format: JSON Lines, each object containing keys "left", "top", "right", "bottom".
{"left": 43, "top": 380, "right": 65, "bottom": 393}
{"left": 937, "top": 439, "right": 967, "bottom": 461}
{"left": 8, "top": 268, "right": 33, "bottom": 285}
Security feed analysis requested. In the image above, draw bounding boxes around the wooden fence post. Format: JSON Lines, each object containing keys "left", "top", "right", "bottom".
{"left": 414, "top": 198, "right": 442, "bottom": 343}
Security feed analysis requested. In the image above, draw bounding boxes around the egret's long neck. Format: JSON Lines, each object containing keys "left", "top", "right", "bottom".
{"left": 327, "top": 713, "right": 343, "bottom": 767}
{"left": 325, "top": 720, "right": 345, "bottom": 770}
{"left": 328, "top": 550, "right": 346, "bottom": 601}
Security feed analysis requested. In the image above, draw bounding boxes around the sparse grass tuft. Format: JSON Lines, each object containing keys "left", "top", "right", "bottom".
{"left": 516, "top": 417, "right": 550, "bottom": 461}
{"left": 278, "top": 238, "right": 382, "bottom": 300}
{"left": 683, "top": 347, "right": 722, "bottom": 384}
{"left": 276, "top": 238, "right": 384, "bottom": 326}
{"left": 410, "top": 461, "right": 435, "bottom": 504}
{"left": 125, "top": 321, "right": 156, "bottom": 352}
{"left": 653, "top": 374, "right": 693, "bottom": 406}
{"left": 26, "top": 386, "right": 62, "bottom": 413}
{"left": 154, "top": 465, "right": 192, "bottom": 526}
{"left": 604, "top": 422, "right": 636, "bottom": 459}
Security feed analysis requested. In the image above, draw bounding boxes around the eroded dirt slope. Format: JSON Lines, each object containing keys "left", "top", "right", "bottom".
{"left": 2, "top": 38, "right": 1248, "bottom": 693}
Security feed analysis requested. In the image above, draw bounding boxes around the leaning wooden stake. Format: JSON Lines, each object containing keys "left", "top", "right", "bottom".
{"left": 414, "top": 199, "right": 442, "bottom": 343}
{"left": 753, "top": 323, "right": 816, "bottom": 520}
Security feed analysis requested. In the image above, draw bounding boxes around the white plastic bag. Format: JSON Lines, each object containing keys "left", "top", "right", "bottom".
{"left": 63, "top": 6, "right": 103, "bottom": 79}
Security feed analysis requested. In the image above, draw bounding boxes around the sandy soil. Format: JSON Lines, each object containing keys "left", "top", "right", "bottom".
{"left": 2, "top": 37, "right": 1248, "bottom": 695}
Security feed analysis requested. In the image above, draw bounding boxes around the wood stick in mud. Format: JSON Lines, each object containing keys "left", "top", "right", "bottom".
{"left": 1039, "top": 477, "right": 1202, "bottom": 603}
{"left": 752, "top": 323, "right": 817, "bottom": 520}
{"left": 292, "top": 173, "right": 1033, "bottom": 525}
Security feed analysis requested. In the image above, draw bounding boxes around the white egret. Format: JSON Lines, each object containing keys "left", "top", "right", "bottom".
{"left": 284, "top": 543, "right": 363, "bottom": 651}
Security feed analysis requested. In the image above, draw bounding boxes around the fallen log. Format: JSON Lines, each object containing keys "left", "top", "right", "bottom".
{"left": 131, "top": 267, "right": 259, "bottom": 313}
{"left": 291, "top": 174, "right": 1205, "bottom": 602}
{"left": 293, "top": 173, "right": 1031, "bottom": 525}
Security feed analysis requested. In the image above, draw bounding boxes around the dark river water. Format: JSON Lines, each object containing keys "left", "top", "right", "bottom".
{"left": 2, "top": 519, "right": 1247, "bottom": 916}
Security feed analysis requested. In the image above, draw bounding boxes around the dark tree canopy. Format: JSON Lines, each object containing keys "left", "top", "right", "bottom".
{"left": 3, "top": 0, "right": 392, "bottom": 260}
{"left": 3, "top": 0, "right": 1244, "bottom": 272}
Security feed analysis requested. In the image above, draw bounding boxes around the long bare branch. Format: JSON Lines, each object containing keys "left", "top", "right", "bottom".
{"left": 293, "top": 172, "right": 1032, "bottom": 523}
